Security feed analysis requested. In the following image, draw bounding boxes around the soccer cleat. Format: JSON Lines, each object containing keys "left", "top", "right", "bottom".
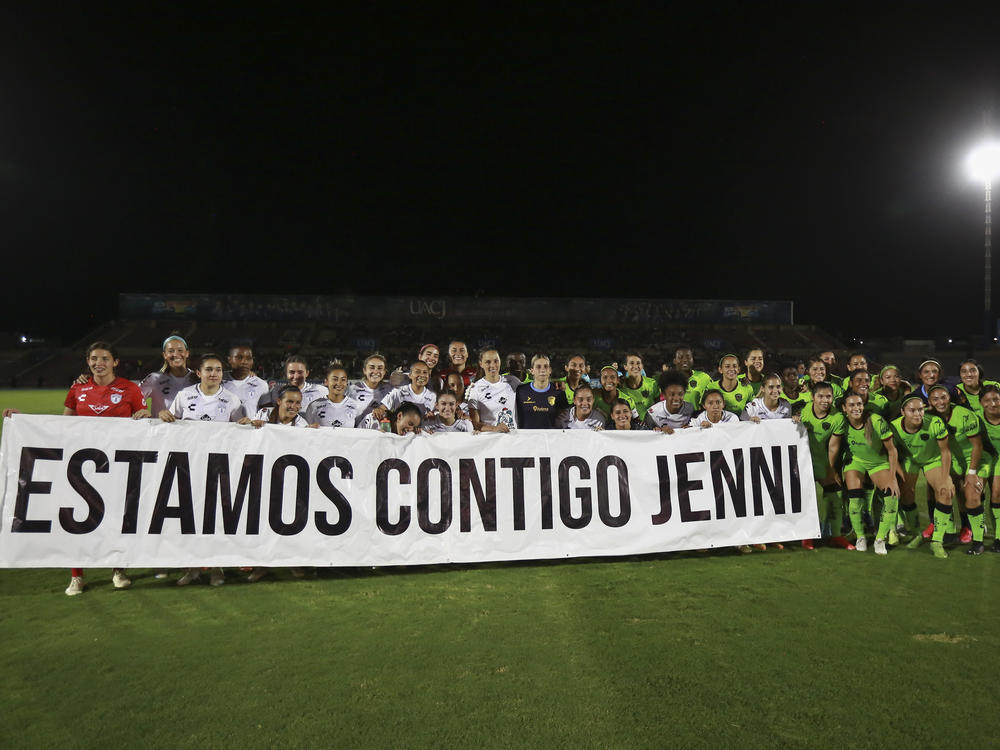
{"left": 829, "top": 536, "right": 855, "bottom": 550}
{"left": 930, "top": 541, "right": 948, "bottom": 559}
{"left": 112, "top": 569, "right": 132, "bottom": 589}
{"left": 154, "top": 570, "right": 169, "bottom": 579}
{"left": 210, "top": 568, "right": 225, "bottom": 586}
{"left": 873, "top": 538, "right": 888, "bottom": 556}
{"left": 752, "top": 543, "right": 767, "bottom": 552}
{"left": 176, "top": 568, "right": 201, "bottom": 586}
{"left": 967, "top": 542, "right": 985, "bottom": 556}
{"left": 922, "top": 522, "right": 934, "bottom": 540}
{"left": 737, "top": 545, "right": 752, "bottom": 554}
{"left": 247, "top": 567, "right": 269, "bottom": 582}
{"left": 907, "top": 534, "right": 924, "bottom": 549}
{"left": 65, "top": 576, "right": 85, "bottom": 596}
{"left": 887, "top": 528, "right": 900, "bottom": 546}
{"left": 771, "top": 543, "right": 785, "bottom": 551}
{"left": 991, "top": 539, "right": 1000, "bottom": 553}
{"left": 854, "top": 536, "right": 868, "bottom": 552}
{"left": 959, "top": 527, "right": 973, "bottom": 544}
{"left": 942, "top": 532, "right": 958, "bottom": 545}
{"left": 801, "top": 539, "right": 815, "bottom": 551}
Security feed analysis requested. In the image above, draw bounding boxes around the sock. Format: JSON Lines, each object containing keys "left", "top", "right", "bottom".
{"left": 991, "top": 502, "right": 1000, "bottom": 538}
{"left": 932, "top": 503, "right": 952, "bottom": 543}
{"left": 816, "top": 486, "right": 830, "bottom": 534}
{"left": 848, "top": 489, "right": 866, "bottom": 537}
{"left": 968, "top": 506, "right": 986, "bottom": 542}
{"left": 826, "top": 490, "right": 844, "bottom": 537}
{"left": 877, "top": 493, "right": 899, "bottom": 540}
{"left": 926, "top": 498, "right": 935, "bottom": 526}
{"left": 866, "top": 487, "right": 877, "bottom": 514}
{"left": 900, "top": 503, "right": 920, "bottom": 533}
{"left": 960, "top": 510, "right": 970, "bottom": 531}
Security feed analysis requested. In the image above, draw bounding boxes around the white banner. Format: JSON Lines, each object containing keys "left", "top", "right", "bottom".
{"left": 0, "top": 415, "right": 818, "bottom": 567}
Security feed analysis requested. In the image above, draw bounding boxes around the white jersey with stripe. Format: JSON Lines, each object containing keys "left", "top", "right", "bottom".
{"left": 222, "top": 372, "right": 268, "bottom": 418}
{"left": 252, "top": 408, "right": 309, "bottom": 427}
{"left": 466, "top": 377, "right": 519, "bottom": 428}
{"left": 347, "top": 380, "right": 393, "bottom": 421}
{"left": 422, "top": 417, "right": 474, "bottom": 434}
{"left": 644, "top": 401, "right": 694, "bottom": 430}
{"left": 690, "top": 410, "right": 740, "bottom": 427}
{"left": 555, "top": 408, "right": 605, "bottom": 430}
{"left": 380, "top": 384, "right": 436, "bottom": 414}
{"left": 168, "top": 384, "right": 244, "bottom": 422}
{"left": 140, "top": 370, "right": 199, "bottom": 414}
{"left": 741, "top": 397, "right": 793, "bottom": 421}
{"left": 304, "top": 397, "right": 362, "bottom": 428}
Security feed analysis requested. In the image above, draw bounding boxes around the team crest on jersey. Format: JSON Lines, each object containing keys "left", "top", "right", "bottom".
{"left": 689, "top": 379, "right": 697, "bottom": 388}
{"left": 110, "top": 393, "right": 122, "bottom": 404}
{"left": 822, "top": 421, "right": 830, "bottom": 430}
{"left": 920, "top": 433, "right": 929, "bottom": 441}
{"left": 88, "top": 404, "right": 109, "bottom": 414}
{"left": 200, "top": 414, "right": 213, "bottom": 421}
{"left": 736, "top": 394, "right": 743, "bottom": 401}
{"left": 547, "top": 396, "right": 556, "bottom": 406}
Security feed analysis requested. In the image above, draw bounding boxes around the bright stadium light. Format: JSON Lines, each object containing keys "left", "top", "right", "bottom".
{"left": 967, "top": 142, "right": 1000, "bottom": 182}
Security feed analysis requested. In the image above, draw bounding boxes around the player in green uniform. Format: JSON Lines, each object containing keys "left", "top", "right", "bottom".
{"left": 837, "top": 369, "right": 888, "bottom": 416}
{"left": 892, "top": 395, "right": 955, "bottom": 559}
{"left": 739, "top": 348, "right": 766, "bottom": 396}
{"left": 926, "top": 384, "right": 989, "bottom": 554}
{"left": 802, "top": 357, "right": 845, "bottom": 401}
{"left": 673, "top": 346, "right": 714, "bottom": 409}
{"left": 978, "top": 385, "right": 1000, "bottom": 552}
{"left": 828, "top": 393, "right": 901, "bottom": 554}
{"left": 713, "top": 354, "right": 755, "bottom": 414}
{"left": 953, "top": 359, "right": 1000, "bottom": 418}
{"left": 554, "top": 353, "right": 589, "bottom": 403}
{"left": 798, "top": 381, "right": 854, "bottom": 550}
{"left": 592, "top": 365, "right": 639, "bottom": 419}
{"left": 840, "top": 352, "right": 878, "bottom": 392}
{"left": 874, "top": 364, "right": 910, "bottom": 422}
{"left": 780, "top": 363, "right": 811, "bottom": 412}
{"left": 619, "top": 353, "right": 660, "bottom": 420}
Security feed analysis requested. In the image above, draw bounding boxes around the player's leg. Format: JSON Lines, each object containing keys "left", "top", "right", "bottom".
{"left": 924, "top": 464, "right": 954, "bottom": 559}
{"left": 845, "top": 470, "right": 867, "bottom": 551}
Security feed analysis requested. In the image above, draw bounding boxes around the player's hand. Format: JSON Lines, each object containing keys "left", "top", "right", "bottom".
{"left": 371, "top": 405, "right": 388, "bottom": 421}
{"left": 74, "top": 373, "right": 90, "bottom": 386}
{"left": 886, "top": 479, "right": 900, "bottom": 497}
{"left": 659, "top": 426, "right": 674, "bottom": 435}
{"left": 2, "top": 408, "right": 21, "bottom": 418}
{"left": 700, "top": 422, "right": 712, "bottom": 429}
{"left": 158, "top": 410, "right": 176, "bottom": 423}
{"left": 131, "top": 409, "right": 150, "bottom": 420}
{"left": 750, "top": 416, "right": 761, "bottom": 424}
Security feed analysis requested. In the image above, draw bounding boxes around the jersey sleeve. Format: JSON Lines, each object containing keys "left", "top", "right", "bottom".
{"left": 127, "top": 382, "right": 147, "bottom": 414}
{"left": 873, "top": 414, "right": 892, "bottom": 442}
{"left": 381, "top": 389, "right": 403, "bottom": 411}
{"left": 963, "top": 409, "right": 981, "bottom": 437}
{"left": 63, "top": 387, "right": 77, "bottom": 412}
{"left": 228, "top": 397, "right": 244, "bottom": 422}
{"left": 931, "top": 416, "right": 949, "bottom": 441}
{"left": 168, "top": 392, "right": 184, "bottom": 418}
{"left": 138, "top": 372, "right": 156, "bottom": 398}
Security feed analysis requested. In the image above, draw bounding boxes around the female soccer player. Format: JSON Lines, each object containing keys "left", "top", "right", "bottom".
{"left": 873, "top": 364, "right": 910, "bottom": 421}
{"left": 159, "top": 353, "right": 242, "bottom": 586}
{"left": 926, "top": 384, "right": 989, "bottom": 553}
{"left": 423, "top": 391, "right": 474, "bottom": 434}
{"left": 607, "top": 398, "right": 642, "bottom": 430}
{"left": 139, "top": 334, "right": 199, "bottom": 415}
{"left": 953, "top": 359, "right": 999, "bottom": 417}
{"left": 593, "top": 365, "right": 640, "bottom": 419}
{"left": 304, "top": 364, "right": 362, "bottom": 428}
{"left": 838, "top": 369, "right": 888, "bottom": 416}
{"left": 798, "top": 382, "right": 853, "bottom": 550}
{"left": 977, "top": 385, "right": 1000, "bottom": 551}
{"left": 619, "top": 353, "right": 659, "bottom": 420}
{"left": 827, "top": 393, "right": 900, "bottom": 554}
{"left": 740, "top": 373, "right": 794, "bottom": 422}
{"left": 892, "top": 394, "right": 954, "bottom": 559}
{"left": 557, "top": 354, "right": 590, "bottom": 402}
{"left": 467, "top": 349, "right": 519, "bottom": 432}
{"left": 690, "top": 390, "right": 739, "bottom": 428}
{"left": 348, "top": 354, "right": 393, "bottom": 422}
{"left": 441, "top": 340, "right": 477, "bottom": 388}
{"left": 910, "top": 359, "right": 943, "bottom": 402}
{"left": 515, "top": 355, "right": 570, "bottom": 429}
{"left": 739, "top": 348, "right": 766, "bottom": 396}
{"left": 713, "top": 354, "right": 754, "bottom": 415}
{"left": 361, "top": 402, "right": 423, "bottom": 434}
{"left": 223, "top": 344, "right": 268, "bottom": 418}
{"left": 643, "top": 371, "right": 694, "bottom": 433}
{"left": 556, "top": 384, "right": 606, "bottom": 430}
{"left": 240, "top": 385, "right": 310, "bottom": 428}
{"left": 373, "top": 361, "right": 436, "bottom": 420}
{"left": 803, "top": 357, "right": 844, "bottom": 401}
{"left": 5, "top": 342, "right": 149, "bottom": 595}
{"left": 415, "top": 344, "right": 442, "bottom": 391}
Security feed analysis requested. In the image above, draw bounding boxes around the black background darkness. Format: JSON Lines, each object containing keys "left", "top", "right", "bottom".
{"left": 2, "top": 5, "right": 998, "bottom": 341}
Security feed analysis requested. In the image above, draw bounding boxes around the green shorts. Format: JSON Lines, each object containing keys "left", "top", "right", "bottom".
{"left": 951, "top": 454, "right": 991, "bottom": 479}
{"left": 902, "top": 456, "right": 943, "bottom": 475}
{"left": 844, "top": 457, "right": 890, "bottom": 476}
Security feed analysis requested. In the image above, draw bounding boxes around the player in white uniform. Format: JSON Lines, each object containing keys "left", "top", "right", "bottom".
{"left": 691, "top": 390, "right": 740, "bottom": 428}
{"left": 644, "top": 371, "right": 694, "bottom": 432}
{"left": 348, "top": 354, "right": 393, "bottom": 423}
{"left": 467, "top": 349, "right": 519, "bottom": 432}
{"left": 222, "top": 344, "right": 267, "bottom": 418}
{"left": 139, "top": 334, "right": 199, "bottom": 415}
{"left": 741, "top": 373, "right": 795, "bottom": 422}
{"left": 304, "top": 364, "right": 361, "bottom": 427}
{"left": 374, "top": 361, "right": 436, "bottom": 419}
{"left": 158, "top": 353, "right": 242, "bottom": 587}
{"left": 423, "top": 391, "right": 474, "bottom": 434}
{"left": 556, "top": 384, "right": 606, "bottom": 430}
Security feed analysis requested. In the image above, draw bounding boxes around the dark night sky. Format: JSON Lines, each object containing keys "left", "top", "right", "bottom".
{"left": 2, "top": 5, "right": 998, "bottom": 341}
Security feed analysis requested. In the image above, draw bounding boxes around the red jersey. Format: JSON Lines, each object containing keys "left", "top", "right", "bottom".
{"left": 64, "top": 377, "right": 146, "bottom": 418}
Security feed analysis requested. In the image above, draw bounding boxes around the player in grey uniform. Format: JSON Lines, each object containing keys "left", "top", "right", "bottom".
{"left": 643, "top": 371, "right": 694, "bottom": 432}
{"left": 555, "top": 384, "right": 606, "bottom": 430}
{"left": 467, "top": 349, "right": 519, "bottom": 432}
{"left": 348, "top": 354, "right": 393, "bottom": 423}
{"left": 222, "top": 344, "right": 267, "bottom": 418}
{"left": 139, "top": 334, "right": 199, "bottom": 415}
{"left": 422, "top": 391, "right": 474, "bottom": 434}
{"left": 261, "top": 355, "right": 328, "bottom": 413}
{"left": 304, "top": 364, "right": 361, "bottom": 427}
{"left": 374, "top": 361, "right": 437, "bottom": 420}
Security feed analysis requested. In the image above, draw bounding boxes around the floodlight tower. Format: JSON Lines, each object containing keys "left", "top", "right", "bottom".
{"left": 967, "top": 111, "right": 1000, "bottom": 344}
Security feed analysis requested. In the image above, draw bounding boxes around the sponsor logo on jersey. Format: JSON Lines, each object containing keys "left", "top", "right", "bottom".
{"left": 78, "top": 393, "right": 87, "bottom": 401}
{"left": 485, "top": 392, "right": 492, "bottom": 400}
{"left": 88, "top": 404, "right": 109, "bottom": 415}
{"left": 499, "top": 397, "right": 507, "bottom": 405}
{"left": 200, "top": 414, "right": 213, "bottom": 421}
{"left": 333, "top": 420, "right": 343, "bottom": 427}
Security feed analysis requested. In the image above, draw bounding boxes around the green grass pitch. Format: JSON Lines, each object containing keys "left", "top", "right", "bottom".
{"left": 1, "top": 390, "right": 999, "bottom": 748}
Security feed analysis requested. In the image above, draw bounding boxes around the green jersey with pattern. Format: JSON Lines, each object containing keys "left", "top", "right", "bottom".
{"left": 874, "top": 388, "right": 907, "bottom": 421}
{"left": 682, "top": 369, "right": 714, "bottom": 408}
{"left": 955, "top": 380, "right": 1000, "bottom": 418}
{"left": 836, "top": 391, "right": 888, "bottom": 416}
{"left": 980, "top": 416, "right": 1000, "bottom": 458}
{"left": 799, "top": 403, "right": 845, "bottom": 476}
{"left": 844, "top": 413, "right": 893, "bottom": 467}
{"left": 739, "top": 373, "right": 765, "bottom": 397}
{"left": 891, "top": 414, "right": 949, "bottom": 466}
{"left": 619, "top": 375, "right": 660, "bottom": 420}
{"left": 940, "top": 404, "right": 981, "bottom": 473}
{"left": 592, "top": 388, "right": 638, "bottom": 418}
{"left": 704, "top": 381, "right": 755, "bottom": 415}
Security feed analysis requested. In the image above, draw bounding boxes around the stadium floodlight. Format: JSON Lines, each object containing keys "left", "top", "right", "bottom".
{"left": 967, "top": 142, "right": 1000, "bottom": 182}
